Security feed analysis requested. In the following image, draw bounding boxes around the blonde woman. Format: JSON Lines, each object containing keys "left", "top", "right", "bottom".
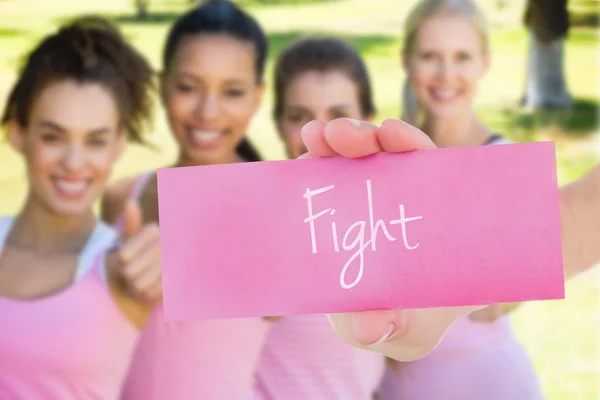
{"left": 377, "top": 1, "right": 545, "bottom": 398}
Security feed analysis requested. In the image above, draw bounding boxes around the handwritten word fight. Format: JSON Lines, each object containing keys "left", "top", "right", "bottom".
{"left": 304, "top": 179, "right": 422, "bottom": 289}
{"left": 157, "top": 143, "right": 564, "bottom": 321}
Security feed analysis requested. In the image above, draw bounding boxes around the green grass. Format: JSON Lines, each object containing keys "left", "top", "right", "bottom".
{"left": 0, "top": 0, "right": 598, "bottom": 398}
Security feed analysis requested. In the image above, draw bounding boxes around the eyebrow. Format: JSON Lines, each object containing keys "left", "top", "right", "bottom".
{"left": 287, "top": 104, "right": 352, "bottom": 112}
{"left": 173, "top": 71, "right": 250, "bottom": 85}
{"left": 38, "top": 120, "right": 112, "bottom": 135}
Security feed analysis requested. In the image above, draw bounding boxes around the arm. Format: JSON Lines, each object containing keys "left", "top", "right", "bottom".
{"left": 102, "top": 178, "right": 164, "bottom": 321}
{"left": 107, "top": 271, "right": 155, "bottom": 329}
{"left": 101, "top": 178, "right": 135, "bottom": 226}
{"left": 106, "top": 201, "right": 161, "bottom": 329}
{"left": 560, "top": 164, "right": 600, "bottom": 279}
{"left": 299, "top": 118, "right": 485, "bottom": 362}
{"left": 303, "top": 118, "right": 600, "bottom": 362}
{"left": 470, "top": 164, "right": 600, "bottom": 323}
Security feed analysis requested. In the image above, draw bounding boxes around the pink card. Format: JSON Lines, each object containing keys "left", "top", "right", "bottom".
{"left": 157, "top": 142, "right": 564, "bottom": 322}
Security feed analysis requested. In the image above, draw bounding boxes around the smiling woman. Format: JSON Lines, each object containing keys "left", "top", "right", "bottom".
{"left": 103, "top": 2, "right": 277, "bottom": 399}
{"left": 0, "top": 16, "right": 158, "bottom": 400}
{"left": 375, "top": 0, "right": 546, "bottom": 399}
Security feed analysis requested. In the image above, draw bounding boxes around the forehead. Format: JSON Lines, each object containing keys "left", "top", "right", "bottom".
{"left": 171, "top": 34, "right": 256, "bottom": 80}
{"left": 286, "top": 70, "right": 359, "bottom": 107}
{"left": 30, "top": 80, "right": 119, "bottom": 130}
{"left": 415, "top": 14, "right": 484, "bottom": 52}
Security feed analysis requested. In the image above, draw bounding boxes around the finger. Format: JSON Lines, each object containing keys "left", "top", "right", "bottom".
{"left": 104, "top": 249, "right": 123, "bottom": 279}
{"left": 117, "top": 224, "right": 159, "bottom": 264}
{"left": 328, "top": 305, "right": 485, "bottom": 362}
{"left": 122, "top": 200, "right": 143, "bottom": 240}
{"left": 327, "top": 310, "right": 404, "bottom": 350}
{"left": 121, "top": 236, "right": 160, "bottom": 280}
{"left": 468, "top": 304, "right": 504, "bottom": 323}
{"left": 129, "top": 265, "right": 163, "bottom": 302}
{"left": 263, "top": 316, "right": 283, "bottom": 322}
{"left": 376, "top": 119, "right": 436, "bottom": 153}
{"left": 323, "top": 118, "right": 382, "bottom": 158}
{"left": 300, "top": 120, "right": 337, "bottom": 158}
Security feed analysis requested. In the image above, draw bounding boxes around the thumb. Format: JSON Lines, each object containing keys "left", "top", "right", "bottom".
{"left": 122, "top": 199, "right": 143, "bottom": 240}
{"left": 328, "top": 305, "right": 484, "bottom": 362}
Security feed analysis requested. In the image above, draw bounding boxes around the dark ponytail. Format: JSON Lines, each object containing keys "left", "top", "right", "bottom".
{"left": 235, "top": 137, "right": 261, "bottom": 162}
{"left": 1, "top": 16, "right": 156, "bottom": 144}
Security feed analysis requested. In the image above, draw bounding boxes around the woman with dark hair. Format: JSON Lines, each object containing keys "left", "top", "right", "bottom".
{"left": 102, "top": 0, "right": 267, "bottom": 229}
{"left": 0, "top": 16, "right": 160, "bottom": 399}
{"left": 106, "top": 2, "right": 273, "bottom": 398}
{"left": 250, "top": 36, "right": 386, "bottom": 400}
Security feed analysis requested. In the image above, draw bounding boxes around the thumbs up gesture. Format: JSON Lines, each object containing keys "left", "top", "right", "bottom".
{"left": 106, "top": 200, "right": 163, "bottom": 304}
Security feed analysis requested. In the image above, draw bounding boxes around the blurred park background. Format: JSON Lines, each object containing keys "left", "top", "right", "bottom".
{"left": 0, "top": 0, "right": 598, "bottom": 398}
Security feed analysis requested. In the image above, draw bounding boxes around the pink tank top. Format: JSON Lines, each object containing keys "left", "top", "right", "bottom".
{"left": 117, "top": 172, "right": 271, "bottom": 399}
{"left": 376, "top": 135, "right": 544, "bottom": 399}
{"left": 253, "top": 314, "right": 386, "bottom": 399}
{"left": 0, "top": 216, "right": 139, "bottom": 400}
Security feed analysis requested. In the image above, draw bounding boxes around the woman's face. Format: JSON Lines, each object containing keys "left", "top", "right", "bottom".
{"left": 162, "top": 34, "right": 264, "bottom": 165}
{"left": 278, "top": 69, "right": 366, "bottom": 159}
{"left": 9, "top": 80, "right": 125, "bottom": 216}
{"left": 404, "top": 14, "right": 489, "bottom": 122}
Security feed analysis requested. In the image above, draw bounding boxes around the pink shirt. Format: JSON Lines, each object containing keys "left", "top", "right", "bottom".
{"left": 376, "top": 136, "right": 544, "bottom": 400}
{"left": 0, "top": 216, "right": 139, "bottom": 400}
{"left": 118, "top": 172, "right": 271, "bottom": 399}
{"left": 120, "top": 307, "right": 270, "bottom": 399}
{"left": 376, "top": 316, "right": 544, "bottom": 400}
{"left": 253, "top": 314, "right": 386, "bottom": 399}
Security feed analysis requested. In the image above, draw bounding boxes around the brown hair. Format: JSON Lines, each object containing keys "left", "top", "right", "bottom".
{"left": 273, "top": 36, "right": 376, "bottom": 121}
{"left": 1, "top": 16, "right": 156, "bottom": 144}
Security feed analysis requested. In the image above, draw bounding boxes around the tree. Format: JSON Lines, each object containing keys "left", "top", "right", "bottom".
{"left": 134, "top": 0, "right": 150, "bottom": 19}
{"left": 522, "top": 0, "right": 573, "bottom": 109}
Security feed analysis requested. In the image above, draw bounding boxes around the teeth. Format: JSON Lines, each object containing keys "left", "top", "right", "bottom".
{"left": 434, "top": 90, "right": 456, "bottom": 99}
{"left": 192, "top": 130, "right": 221, "bottom": 141}
{"left": 55, "top": 180, "right": 86, "bottom": 194}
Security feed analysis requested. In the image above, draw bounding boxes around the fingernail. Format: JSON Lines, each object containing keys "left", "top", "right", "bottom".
{"left": 346, "top": 118, "right": 362, "bottom": 128}
{"left": 374, "top": 311, "right": 406, "bottom": 344}
{"left": 398, "top": 119, "right": 417, "bottom": 130}
{"left": 373, "top": 322, "right": 396, "bottom": 344}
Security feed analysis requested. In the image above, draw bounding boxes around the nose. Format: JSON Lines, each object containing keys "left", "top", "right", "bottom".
{"left": 61, "top": 143, "right": 86, "bottom": 171}
{"left": 437, "top": 58, "right": 456, "bottom": 80}
{"left": 195, "top": 92, "right": 220, "bottom": 121}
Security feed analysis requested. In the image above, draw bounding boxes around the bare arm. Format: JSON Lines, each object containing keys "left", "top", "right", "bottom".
{"left": 471, "top": 165, "right": 600, "bottom": 322}
{"left": 104, "top": 196, "right": 160, "bottom": 329}
{"left": 101, "top": 178, "right": 135, "bottom": 226}
{"left": 560, "top": 164, "right": 600, "bottom": 279}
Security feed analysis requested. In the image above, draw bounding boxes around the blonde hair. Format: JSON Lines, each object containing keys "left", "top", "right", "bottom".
{"left": 401, "top": 0, "right": 489, "bottom": 125}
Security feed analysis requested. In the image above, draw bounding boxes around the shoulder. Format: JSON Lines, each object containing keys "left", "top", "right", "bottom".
{"left": 0, "top": 215, "right": 15, "bottom": 224}
{"left": 101, "top": 176, "right": 141, "bottom": 225}
{"left": 0, "top": 215, "right": 16, "bottom": 237}
{"left": 94, "top": 221, "right": 120, "bottom": 246}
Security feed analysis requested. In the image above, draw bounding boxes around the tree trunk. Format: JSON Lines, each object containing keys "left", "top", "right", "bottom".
{"left": 523, "top": 30, "right": 573, "bottom": 109}
{"left": 521, "top": 0, "right": 572, "bottom": 109}
{"left": 135, "top": 0, "right": 149, "bottom": 20}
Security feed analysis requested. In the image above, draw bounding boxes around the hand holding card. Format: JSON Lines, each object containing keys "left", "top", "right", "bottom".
{"left": 156, "top": 118, "right": 564, "bottom": 362}
{"left": 304, "top": 119, "right": 485, "bottom": 361}
{"left": 304, "top": 118, "right": 561, "bottom": 362}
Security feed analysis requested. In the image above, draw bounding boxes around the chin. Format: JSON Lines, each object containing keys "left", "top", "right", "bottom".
{"left": 32, "top": 185, "right": 96, "bottom": 217}
{"left": 426, "top": 104, "right": 463, "bottom": 120}
{"left": 187, "top": 146, "right": 236, "bottom": 165}
{"left": 46, "top": 202, "right": 93, "bottom": 217}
